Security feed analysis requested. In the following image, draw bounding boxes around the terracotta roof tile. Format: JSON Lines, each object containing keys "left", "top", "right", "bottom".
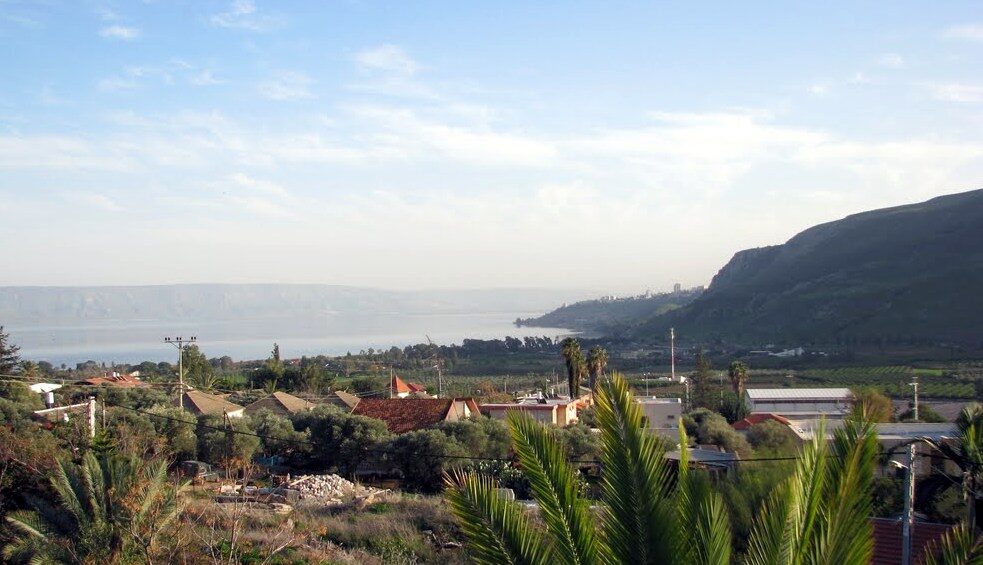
{"left": 352, "top": 398, "right": 462, "bottom": 433}
{"left": 870, "top": 518, "right": 954, "bottom": 565}
{"left": 178, "top": 390, "right": 244, "bottom": 417}
{"left": 244, "top": 391, "right": 316, "bottom": 416}
{"left": 732, "top": 413, "right": 792, "bottom": 431}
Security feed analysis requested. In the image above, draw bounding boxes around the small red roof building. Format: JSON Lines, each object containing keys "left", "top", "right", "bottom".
{"left": 732, "top": 413, "right": 791, "bottom": 431}
{"left": 351, "top": 397, "right": 480, "bottom": 434}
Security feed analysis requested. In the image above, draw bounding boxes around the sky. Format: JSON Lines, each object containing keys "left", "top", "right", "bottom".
{"left": 1, "top": 1, "right": 981, "bottom": 294}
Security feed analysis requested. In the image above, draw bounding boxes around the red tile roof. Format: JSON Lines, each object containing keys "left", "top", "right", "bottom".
{"left": 871, "top": 518, "right": 954, "bottom": 565}
{"left": 352, "top": 398, "right": 474, "bottom": 434}
{"left": 390, "top": 374, "right": 412, "bottom": 394}
{"left": 76, "top": 372, "right": 147, "bottom": 388}
{"left": 732, "top": 413, "right": 791, "bottom": 431}
{"left": 407, "top": 382, "right": 428, "bottom": 393}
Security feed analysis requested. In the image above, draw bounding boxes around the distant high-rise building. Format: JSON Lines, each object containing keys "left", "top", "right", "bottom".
{"left": 673, "top": 283, "right": 682, "bottom": 293}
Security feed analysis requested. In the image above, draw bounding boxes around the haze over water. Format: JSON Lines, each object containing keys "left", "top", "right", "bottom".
{"left": 9, "top": 312, "right": 571, "bottom": 366}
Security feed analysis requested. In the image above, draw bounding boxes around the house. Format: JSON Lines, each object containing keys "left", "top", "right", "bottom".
{"left": 636, "top": 397, "right": 683, "bottom": 437}
{"left": 177, "top": 390, "right": 245, "bottom": 418}
{"left": 351, "top": 397, "right": 481, "bottom": 433}
{"left": 76, "top": 371, "right": 147, "bottom": 388}
{"left": 481, "top": 396, "right": 582, "bottom": 426}
{"left": 665, "top": 447, "right": 738, "bottom": 477}
{"left": 243, "top": 391, "right": 317, "bottom": 417}
{"left": 731, "top": 412, "right": 792, "bottom": 432}
{"left": 784, "top": 420, "right": 960, "bottom": 477}
{"left": 744, "top": 388, "right": 852, "bottom": 419}
{"left": 389, "top": 373, "right": 430, "bottom": 398}
{"left": 324, "top": 390, "right": 361, "bottom": 412}
{"left": 871, "top": 518, "right": 954, "bottom": 565}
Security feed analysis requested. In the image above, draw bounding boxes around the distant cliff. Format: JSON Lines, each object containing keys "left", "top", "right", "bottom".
{"left": 629, "top": 188, "right": 983, "bottom": 345}
{"left": 516, "top": 289, "right": 702, "bottom": 332}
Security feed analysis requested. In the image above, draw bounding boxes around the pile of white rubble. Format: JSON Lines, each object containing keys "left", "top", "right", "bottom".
{"left": 288, "top": 474, "right": 382, "bottom": 506}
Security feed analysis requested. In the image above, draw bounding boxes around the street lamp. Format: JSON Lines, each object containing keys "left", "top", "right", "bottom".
{"left": 164, "top": 336, "right": 196, "bottom": 410}
{"left": 891, "top": 443, "right": 917, "bottom": 565}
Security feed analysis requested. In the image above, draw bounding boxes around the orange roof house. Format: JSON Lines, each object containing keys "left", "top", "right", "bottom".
{"left": 732, "top": 413, "right": 791, "bottom": 431}
{"left": 76, "top": 372, "right": 147, "bottom": 388}
{"left": 389, "top": 373, "right": 430, "bottom": 398}
{"left": 351, "top": 398, "right": 480, "bottom": 434}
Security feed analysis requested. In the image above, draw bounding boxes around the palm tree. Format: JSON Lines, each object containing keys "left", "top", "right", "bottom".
{"left": 560, "top": 338, "right": 584, "bottom": 399}
{"left": 923, "top": 525, "right": 983, "bottom": 564}
{"left": 446, "top": 372, "right": 878, "bottom": 564}
{"left": 586, "top": 346, "right": 609, "bottom": 393}
{"left": 727, "top": 361, "right": 749, "bottom": 398}
{"left": 4, "top": 452, "right": 186, "bottom": 564}
{"left": 923, "top": 403, "right": 983, "bottom": 532}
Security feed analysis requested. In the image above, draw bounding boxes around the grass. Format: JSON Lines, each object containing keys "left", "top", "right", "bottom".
{"left": 174, "top": 492, "right": 466, "bottom": 565}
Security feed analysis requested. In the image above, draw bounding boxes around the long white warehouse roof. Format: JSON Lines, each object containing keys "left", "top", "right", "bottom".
{"left": 745, "top": 388, "right": 852, "bottom": 401}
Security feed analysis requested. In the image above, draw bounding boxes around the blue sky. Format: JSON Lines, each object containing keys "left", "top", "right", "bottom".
{"left": 1, "top": 1, "right": 981, "bottom": 292}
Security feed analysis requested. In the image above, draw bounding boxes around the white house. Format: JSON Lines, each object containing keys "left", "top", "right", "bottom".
{"left": 744, "top": 388, "right": 852, "bottom": 419}
{"left": 636, "top": 397, "right": 683, "bottom": 438}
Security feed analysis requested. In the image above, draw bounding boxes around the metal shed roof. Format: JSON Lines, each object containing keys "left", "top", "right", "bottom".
{"left": 745, "top": 388, "right": 852, "bottom": 400}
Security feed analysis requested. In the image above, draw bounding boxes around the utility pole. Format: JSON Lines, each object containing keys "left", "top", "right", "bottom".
{"left": 900, "top": 443, "right": 917, "bottom": 565}
{"left": 670, "top": 327, "right": 676, "bottom": 382}
{"left": 164, "top": 336, "right": 196, "bottom": 410}
{"left": 87, "top": 396, "right": 96, "bottom": 439}
{"left": 909, "top": 380, "right": 919, "bottom": 421}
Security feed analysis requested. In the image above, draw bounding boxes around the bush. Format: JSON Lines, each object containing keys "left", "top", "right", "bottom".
{"left": 196, "top": 414, "right": 261, "bottom": 468}
{"left": 437, "top": 417, "right": 510, "bottom": 460}
{"left": 389, "top": 430, "right": 468, "bottom": 493}
{"left": 746, "top": 420, "right": 798, "bottom": 454}
{"left": 292, "top": 406, "right": 392, "bottom": 475}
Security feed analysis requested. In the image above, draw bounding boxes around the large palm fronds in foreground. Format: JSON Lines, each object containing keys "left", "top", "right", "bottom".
{"left": 447, "top": 372, "right": 879, "bottom": 564}
{"left": 4, "top": 452, "right": 186, "bottom": 565}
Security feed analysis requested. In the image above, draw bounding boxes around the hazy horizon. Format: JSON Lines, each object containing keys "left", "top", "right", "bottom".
{"left": 2, "top": 2, "right": 981, "bottom": 292}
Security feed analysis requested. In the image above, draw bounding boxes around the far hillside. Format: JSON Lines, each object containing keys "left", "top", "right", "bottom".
{"left": 516, "top": 287, "right": 702, "bottom": 333}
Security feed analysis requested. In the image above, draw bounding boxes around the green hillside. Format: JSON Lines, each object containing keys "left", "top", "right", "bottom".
{"left": 629, "top": 188, "right": 983, "bottom": 346}
{"left": 516, "top": 288, "right": 701, "bottom": 332}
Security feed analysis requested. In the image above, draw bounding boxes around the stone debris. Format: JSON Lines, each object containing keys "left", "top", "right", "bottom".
{"left": 288, "top": 474, "right": 383, "bottom": 506}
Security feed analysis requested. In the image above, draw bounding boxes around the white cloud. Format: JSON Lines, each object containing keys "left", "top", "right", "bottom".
{"left": 190, "top": 70, "right": 223, "bottom": 86}
{"left": 943, "top": 23, "right": 983, "bottom": 42}
{"left": 355, "top": 45, "right": 420, "bottom": 75}
{"left": 848, "top": 72, "right": 870, "bottom": 85}
{"left": 877, "top": 53, "right": 905, "bottom": 68}
{"left": 929, "top": 83, "right": 983, "bottom": 103}
{"left": 210, "top": 0, "right": 282, "bottom": 31}
{"left": 99, "top": 25, "right": 140, "bottom": 40}
{"left": 808, "top": 84, "right": 829, "bottom": 96}
{"left": 258, "top": 71, "right": 313, "bottom": 101}
{"left": 75, "top": 193, "right": 124, "bottom": 212}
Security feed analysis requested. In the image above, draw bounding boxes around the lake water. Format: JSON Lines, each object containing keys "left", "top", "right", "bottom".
{"left": 8, "top": 312, "right": 572, "bottom": 366}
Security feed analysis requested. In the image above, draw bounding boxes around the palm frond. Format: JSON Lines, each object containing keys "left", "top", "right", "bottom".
{"left": 507, "top": 410, "right": 598, "bottom": 565}
{"left": 445, "top": 471, "right": 550, "bottom": 565}
{"left": 923, "top": 524, "right": 983, "bottom": 565}
{"left": 816, "top": 418, "right": 876, "bottom": 564}
{"left": 594, "top": 372, "right": 678, "bottom": 564}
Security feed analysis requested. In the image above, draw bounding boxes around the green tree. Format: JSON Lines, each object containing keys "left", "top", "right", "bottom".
{"left": 898, "top": 404, "right": 946, "bottom": 423}
{"left": 4, "top": 453, "right": 186, "bottom": 565}
{"left": 922, "top": 403, "right": 983, "bottom": 532}
{"left": 250, "top": 409, "right": 308, "bottom": 458}
{"left": 852, "top": 387, "right": 894, "bottom": 422}
{"left": 746, "top": 420, "right": 798, "bottom": 455}
{"left": 181, "top": 344, "right": 215, "bottom": 391}
{"left": 390, "top": 430, "right": 468, "bottom": 493}
{"left": 560, "top": 338, "right": 585, "bottom": 398}
{"left": 0, "top": 326, "right": 21, "bottom": 375}
{"left": 727, "top": 360, "right": 749, "bottom": 398}
{"left": 446, "top": 372, "right": 879, "bottom": 564}
{"left": 292, "top": 406, "right": 392, "bottom": 476}
{"left": 147, "top": 406, "right": 197, "bottom": 461}
{"left": 586, "top": 346, "right": 609, "bottom": 393}
{"left": 196, "top": 415, "right": 261, "bottom": 469}
{"left": 691, "top": 348, "right": 713, "bottom": 410}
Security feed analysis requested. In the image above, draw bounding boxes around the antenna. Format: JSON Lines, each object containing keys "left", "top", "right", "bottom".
{"left": 426, "top": 335, "right": 443, "bottom": 398}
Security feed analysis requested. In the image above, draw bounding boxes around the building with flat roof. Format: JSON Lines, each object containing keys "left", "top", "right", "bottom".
{"left": 744, "top": 388, "right": 853, "bottom": 418}
{"left": 481, "top": 397, "right": 582, "bottom": 426}
{"left": 636, "top": 397, "right": 682, "bottom": 438}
